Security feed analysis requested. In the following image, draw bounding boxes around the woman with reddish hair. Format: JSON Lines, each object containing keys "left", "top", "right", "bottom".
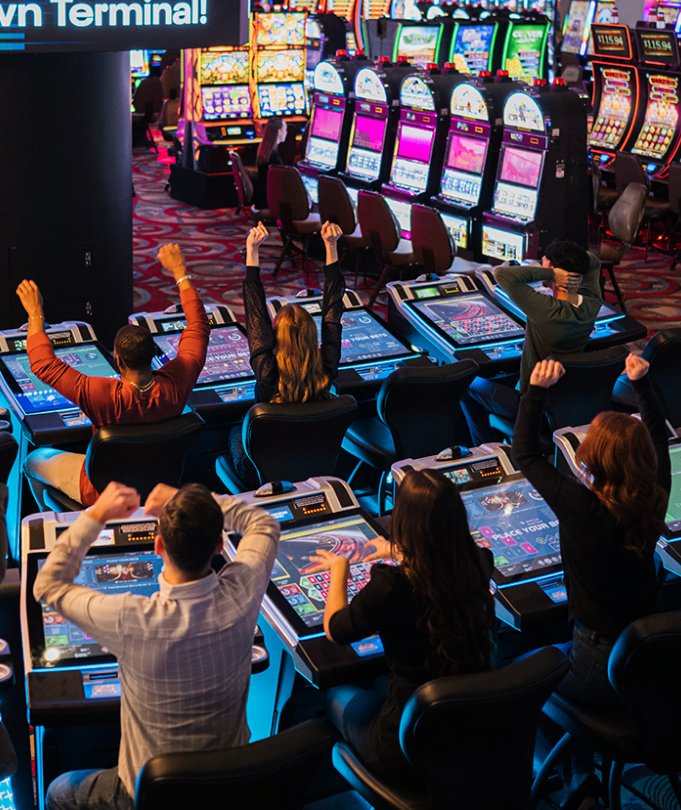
{"left": 513, "top": 354, "right": 670, "bottom": 809}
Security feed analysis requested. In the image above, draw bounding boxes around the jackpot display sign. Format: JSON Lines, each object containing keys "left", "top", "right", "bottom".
{"left": 631, "top": 73, "right": 680, "bottom": 160}
{"left": 590, "top": 66, "right": 635, "bottom": 150}
{"left": 0, "top": 0, "right": 247, "bottom": 51}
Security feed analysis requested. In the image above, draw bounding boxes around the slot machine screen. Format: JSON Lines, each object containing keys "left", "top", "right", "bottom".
{"left": 257, "top": 84, "right": 307, "bottom": 117}
{"left": 0, "top": 345, "right": 117, "bottom": 415}
{"left": 482, "top": 224, "right": 525, "bottom": 261}
{"left": 390, "top": 123, "right": 434, "bottom": 192}
{"left": 255, "top": 12, "right": 307, "bottom": 46}
{"left": 503, "top": 24, "right": 548, "bottom": 84}
{"left": 200, "top": 50, "right": 250, "bottom": 85}
{"left": 130, "top": 50, "right": 149, "bottom": 78}
{"left": 665, "top": 444, "right": 681, "bottom": 536}
{"left": 440, "top": 133, "right": 487, "bottom": 204}
{"left": 28, "top": 546, "right": 163, "bottom": 669}
{"left": 305, "top": 107, "right": 344, "bottom": 167}
{"left": 311, "top": 107, "right": 343, "bottom": 141}
{"left": 309, "top": 309, "right": 413, "bottom": 364}
{"left": 499, "top": 146, "right": 543, "bottom": 187}
{"left": 395, "top": 25, "right": 441, "bottom": 65}
{"left": 201, "top": 85, "right": 253, "bottom": 120}
{"left": 265, "top": 514, "right": 391, "bottom": 634}
{"left": 589, "top": 66, "right": 636, "bottom": 150}
{"left": 451, "top": 24, "right": 496, "bottom": 73}
{"left": 636, "top": 29, "right": 680, "bottom": 67}
{"left": 409, "top": 293, "right": 525, "bottom": 346}
{"left": 256, "top": 50, "right": 306, "bottom": 84}
{"left": 631, "top": 73, "right": 680, "bottom": 161}
{"left": 492, "top": 146, "right": 542, "bottom": 219}
{"left": 586, "top": 1, "right": 618, "bottom": 54}
{"left": 460, "top": 476, "right": 561, "bottom": 585}
{"left": 441, "top": 212, "right": 469, "bottom": 249}
{"left": 561, "top": 0, "right": 590, "bottom": 54}
{"left": 346, "top": 115, "right": 387, "bottom": 180}
{"left": 153, "top": 326, "right": 254, "bottom": 386}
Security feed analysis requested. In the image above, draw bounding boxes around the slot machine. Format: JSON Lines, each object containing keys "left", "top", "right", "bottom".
{"left": 392, "top": 20, "right": 456, "bottom": 68}
{"left": 499, "top": 16, "right": 550, "bottom": 84}
{"left": 431, "top": 71, "right": 523, "bottom": 259}
{"left": 298, "top": 52, "right": 373, "bottom": 203}
{"left": 354, "top": 0, "right": 392, "bottom": 53}
{"left": 194, "top": 47, "right": 257, "bottom": 146}
{"left": 339, "top": 57, "right": 418, "bottom": 195}
{"left": 588, "top": 23, "right": 639, "bottom": 168}
{"left": 392, "top": 445, "right": 568, "bottom": 631}
{"left": 130, "top": 50, "right": 149, "bottom": 91}
{"left": 481, "top": 80, "right": 589, "bottom": 261}
{"left": 584, "top": 0, "right": 619, "bottom": 57}
{"left": 305, "top": 15, "right": 324, "bottom": 89}
{"left": 251, "top": 11, "right": 310, "bottom": 139}
{"left": 648, "top": 0, "right": 681, "bottom": 29}
{"left": 561, "top": 0, "right": 591, "bottom": 56}
{"left": 448, "top": 18, "right": 507, "bottom": 74}
{"left": 623, "top": 25, "right": 681, "bottom": 180}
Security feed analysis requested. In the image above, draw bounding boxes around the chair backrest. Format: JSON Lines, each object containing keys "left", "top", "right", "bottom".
{"left": 410, "top": 205, "right": 455, "bottom": 274}
{"left": 230, "top": 151, "right": 253, "bottom": 207}
{"left": 266, "top": 166, "right": 311, "bottom": 228}
{"left": 542, "top": 346, "right": 628, "bottom": 432}
{"left": 378, "top": 361, "right": 478, "bottom": 460}
{"left": 135, "top": 719, "right": 334, "bottom": 810}
{"left": 400, "top": 646, "right": 569, "bottom": 810}
{"left": 317, "top": 176, "right": 358, "bottom": 235}
{"left": 244, "top": 395, "right": 359, "bottom": 485}
{"left": 85, "top": 413, "right": 204, "bottom": 502}
{"left": 642, "top": 328, "right": 681, "bottom": 428}
{"left": 357, "top": 190, "right": 401, "bottom": 256}
{"left": 608, "top": 613, "right": 681, "bottom": 774}
{"left": 614, "top": 151, "right": 650, "bottom": 196}
{"left": 607, "top": 182, "right": 647, "bottom": 246}
{"left": 590, "top": 155, "right": 603, "bottom": 214}
{"left": 133, "top": 77, "right": 165, "bottom": 115}
{"left": 667, "top": 163, "right": 681, "bottom": 215}
{"left": 160, "top": 61, "right": 181, "bottom": 99}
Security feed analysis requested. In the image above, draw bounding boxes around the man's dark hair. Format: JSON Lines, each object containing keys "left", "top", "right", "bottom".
{"left": 114, "top": 325, "right": 156, "bottom": 370}
{"left": 159, "top": 484, "right": 224, "bottom": 575}
{"left": 543, "top": 239, "right": 590, "bottom": 276}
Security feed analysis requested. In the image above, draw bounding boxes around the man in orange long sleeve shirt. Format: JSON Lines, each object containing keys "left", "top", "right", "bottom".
{"left": 17, "top": 244, "right": 209, "bottom": 509}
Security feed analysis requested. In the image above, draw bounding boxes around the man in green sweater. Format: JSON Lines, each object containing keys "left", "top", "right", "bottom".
{"left": 461, "top": 239, "right": 602, "bottom": 447}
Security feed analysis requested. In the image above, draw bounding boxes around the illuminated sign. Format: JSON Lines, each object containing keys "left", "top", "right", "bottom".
{"left": 0, "top": 0, "right": 246, "bottom": 51}
{"left": 590, "top": 23, "right": 632, "bottom": 60}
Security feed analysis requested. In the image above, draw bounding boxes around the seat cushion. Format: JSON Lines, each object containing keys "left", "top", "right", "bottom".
{"left": 343, "top": 224, "right": 367, "bottom": 250}
{"left": 293, "top": 213, "right": 322, "bottom": 234}
{"left": 598, "top": 242, "right": 626, "bottom": 264}
{"left": 644, "top": 198, "right": 672, "bottom": 218}
{"left": 388, "top": 240, "right": 414, "bottom": 266}
{"left": 342, "top": 418, "right": 396, "bottom": 469}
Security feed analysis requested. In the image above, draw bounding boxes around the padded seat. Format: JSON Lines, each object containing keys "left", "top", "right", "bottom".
{"left": 410, "top": 204, "right": 458, "bottom": 276}
{"left": 291, "top": 212, "right": 322, "bottom": 233}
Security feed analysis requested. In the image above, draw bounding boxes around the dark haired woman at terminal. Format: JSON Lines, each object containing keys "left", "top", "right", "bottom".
{"left": 227, "top": 219, "right": 344, "bottom": 486}
{"left": 309, "top": 468, "right": 495, "bottom": 784}
{"left": 513, "top": 354, "right": 670, "bottom": 809}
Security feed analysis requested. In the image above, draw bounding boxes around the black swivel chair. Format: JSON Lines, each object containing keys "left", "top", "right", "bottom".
{"left": 489, "top": 346, "right": 628, "bottom": 442}
{"left": 333, "top": 647, "right": 569, "bottom": 810}
{"left": 612, "top": 328, "right": 681, "bottom": 428}
{"left": 41, "top": 412, "right": 205, "bottom": 512}
{"left": 341, "top": 361, "right": 478, "bottom": 514}
{"left": 533, "top": 613, "right": 681, "bottom": 810}
{"left": 135, "top": 719, "right": 334, "bottom": 810}
{"left": 215, "top": 396, "right": 359, "bottom": 494}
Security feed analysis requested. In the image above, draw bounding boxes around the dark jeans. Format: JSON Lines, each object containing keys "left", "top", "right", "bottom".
{"left": 227, "top": 425, "right": 260, "bottom": 490}
{"left": 460, "top": 377, "right": 521, "bottom": 448}
{"left": 46, "top": 768, "right": 134, "bottom": 810}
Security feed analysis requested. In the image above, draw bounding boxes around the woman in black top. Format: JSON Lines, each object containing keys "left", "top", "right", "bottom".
{"left": 228, "top": 220, "right": 344, "bottom": 485}
{"left": 252, "top": 117, "right": 287, "bottom": 211}
{"left": 513, "top": 354, "right": 670, "bottom": 808}
{"left": 309, "top": 469, "right": 495, "bottom": 784}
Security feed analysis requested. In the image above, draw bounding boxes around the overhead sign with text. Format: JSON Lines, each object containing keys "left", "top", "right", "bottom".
{"left": 0, "top": 0, "right": 246, "bottom": 51}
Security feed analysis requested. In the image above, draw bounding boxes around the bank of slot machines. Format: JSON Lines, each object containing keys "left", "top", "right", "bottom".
{"left": 482, "top": 80, "right": 589, "bottom": 261}
{"left": 251, "top": 10, "right": 309, "bottom": 130}
{"left": 431, "top": 73, "right": 522, "bottom": 259}
{"left": 298, "top": 54, "right": 373, "bottom": 202}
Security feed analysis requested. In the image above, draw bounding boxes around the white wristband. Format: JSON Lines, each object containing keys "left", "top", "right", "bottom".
{"left": 175, "top": 275, "right": 191, "bottom": 286}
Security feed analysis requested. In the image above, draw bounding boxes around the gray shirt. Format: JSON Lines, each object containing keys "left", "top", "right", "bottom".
{"left": 34, "top": 496, "right": 280, "bottom": 797}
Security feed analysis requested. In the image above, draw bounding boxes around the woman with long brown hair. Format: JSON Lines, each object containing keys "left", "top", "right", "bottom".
{"left": 227, "top": 219, "right": 344, "bottom": 485}
{"left": 309, "top": 469, "right": 495, "bottom": 784}
{"left": 253, "top": 117, "right": 287, "bottom": 210}
{"left": 513, "top": 354, "right": 670, "bottom": 809}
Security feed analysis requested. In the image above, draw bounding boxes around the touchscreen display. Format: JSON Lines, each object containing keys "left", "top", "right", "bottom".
{"left": 154, "top": 326, "right": 253, "bottom": 386}
{"left": 446, "top": 133, "right": 487, "bottom": 174}
{"left": 665, "top": 444, "right": 681, "bottom": 535}
{"left": 499, "top": 146, "right": 543, "bottom": 187}
{"left": 311, "top": 107, "right": 343, "bottom": 141}
{"left": 460, "top": 478, "right": 562, "bottom": 583}
{"left": 352, "top": 115, "right": 387, "bottom": 152}
{"left": 396, "top": 124, "right": 434, "bottom": 161}
{"left": 34, "top": 550, "right": 163, "bottom": 667}
{"left": 271, "top": 515, "right": 393, "bottom": 632}
{"left": 451, "top": 24, "right": 495, "bottom": 73}
{"left": 410, "top": 294, "right": 524, "bottom": 346}
{"left": 1, "top": 344, "right": 117, "bottom": 415}
{"left": 312, "top": 310, "right": 410, "bottom": 365}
